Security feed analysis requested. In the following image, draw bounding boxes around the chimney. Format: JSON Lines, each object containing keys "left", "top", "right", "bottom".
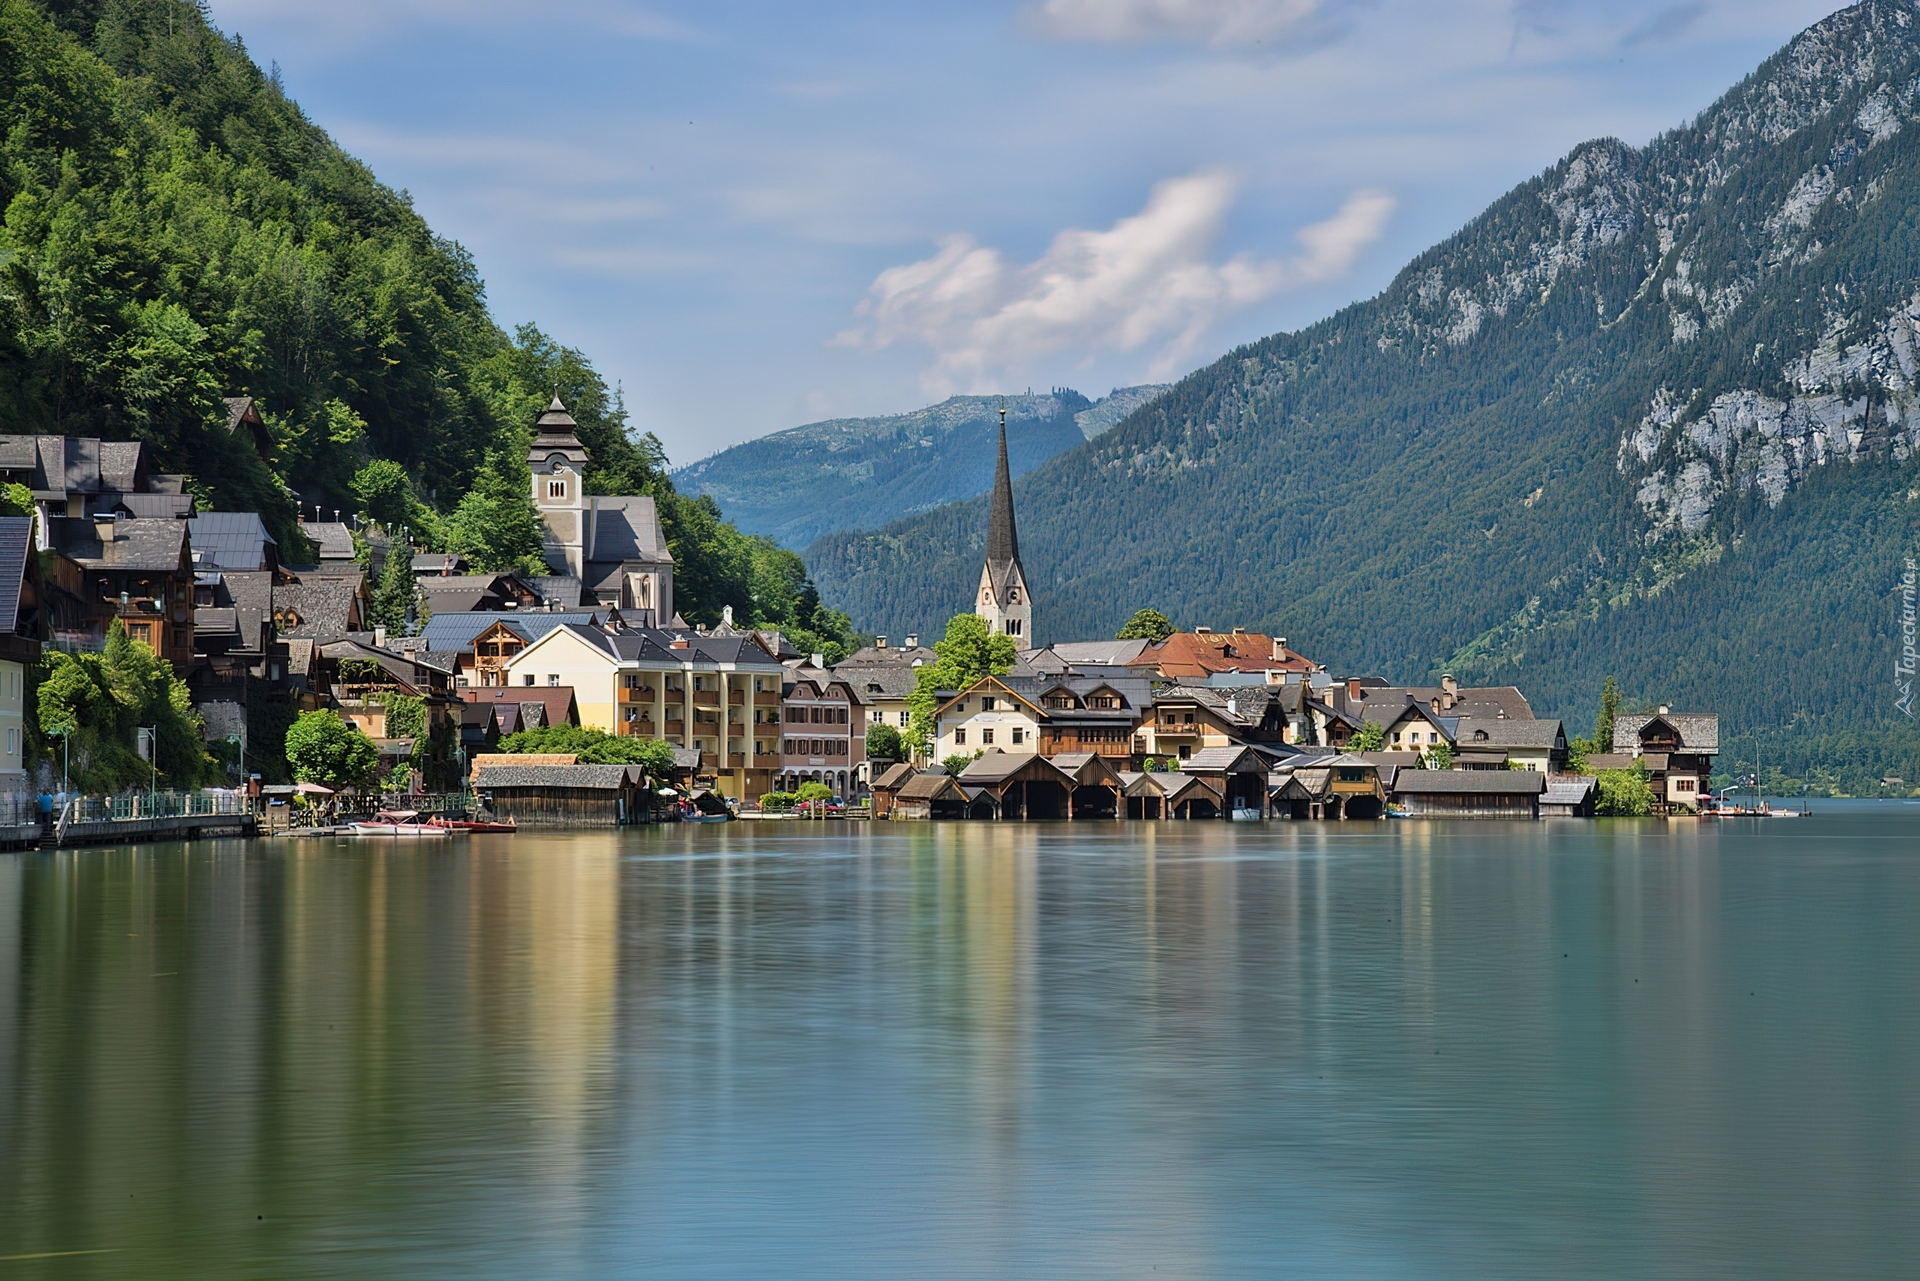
{"left": 1658, "top": 704, "right": 1670, "bottom": 715}
{"left": 93, "top": 512, "right": 117, "bottom": 543}
{"left": 1431, "top": 697, "right": 1441, "bottom": 714}
{"left": 1195, "top": 625, "right": 1212, "bottom": 634}
{"left": 723, "top": 605, "right": 734, "bottom": 627}
{"left": 876, "top": 636, "right": 889, "bottom": 651}
{"left": 811, "top": 652, "right": 825, "bottom": 669}
{"left": 374, "top": 625, "right": 387, "bottom": 648}
{"left": 905, "top": 633, "right": 919, "bottom": 648}
{"left": 1273, "top": 637, "right": 1288, "bottom": 662}
{"left": 1347, "top": 677, "right": 1362, "bottom": 702}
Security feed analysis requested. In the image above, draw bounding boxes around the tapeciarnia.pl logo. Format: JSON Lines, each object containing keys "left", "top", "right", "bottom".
{"left": 1899, "top": 556, "right": 1917, "bottom": 719}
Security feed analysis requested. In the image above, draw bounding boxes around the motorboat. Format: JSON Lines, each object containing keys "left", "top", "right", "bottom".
{"left": 349, "top": 810, "right": 451, "bottom": 836}
{"left": 429, "top": 816, "right": 518, "bottom": 833}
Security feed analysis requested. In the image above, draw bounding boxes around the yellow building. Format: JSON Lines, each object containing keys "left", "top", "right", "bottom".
{"left": 504, "top": 623, "right": 785, "bottom": 800}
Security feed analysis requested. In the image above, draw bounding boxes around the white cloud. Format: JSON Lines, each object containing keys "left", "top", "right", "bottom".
{"left": 1027, "top": 0, "right": 1360, "bottom": 47}
{"left": 834, "top": 171, "right": 1393, "bottom": 396}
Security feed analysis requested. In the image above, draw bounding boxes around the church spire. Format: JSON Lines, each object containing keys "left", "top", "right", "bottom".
{"left": 975, "top": 402, "right": 1033, "bottom": 649}
{"left": 986, "top": 404, "right": 1020, "bottom": 570}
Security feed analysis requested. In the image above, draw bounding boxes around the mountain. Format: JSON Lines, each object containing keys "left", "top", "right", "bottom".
{"left": 808, "top": 1, "right": 1920, "bottom": 791}
{"left": 0, "top": 0, "right": 840, "bottom": 638}
{"left": 672, "top": 385, "right": 1168, "bottom": 548}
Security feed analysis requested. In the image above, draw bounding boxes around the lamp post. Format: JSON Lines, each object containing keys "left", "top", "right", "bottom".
{"left": 138, "top": 726, "right": 157, "bottom": 799}
{"left": 51, "top": 722, "right": 71, "bottom": 805}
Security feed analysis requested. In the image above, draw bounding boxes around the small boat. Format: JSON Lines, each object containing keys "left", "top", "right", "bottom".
{"left": 349, "top": 810, "right": 451, "bottom": 837}
{"left": 429, "top": 816, "right": 518, "bottom": 833}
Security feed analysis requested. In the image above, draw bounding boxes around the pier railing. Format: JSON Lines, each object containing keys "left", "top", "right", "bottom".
{"left": 63, "top": 790, "right": 251, "bottom": 825}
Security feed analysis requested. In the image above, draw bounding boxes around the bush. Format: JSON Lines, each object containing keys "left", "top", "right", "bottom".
{"left": 795, "top": 781, "right": 834, "bottom": 804}
{"left": 497, "top": 724, "right": 677, "bottom": 776}
{"left": 941, "top": 751, "right": 983, "bottom": 777}
{"left": 866, "top": 722, "right": 904, "bottom": 762}
{"left": 285, "top": 711, "right": 379, "bottom": 791}
{"left": 1596, "top": 765, "right": 1657, "bottom": 817}
{"left": 760, "top": 791, "right": 798, "bottom": 812}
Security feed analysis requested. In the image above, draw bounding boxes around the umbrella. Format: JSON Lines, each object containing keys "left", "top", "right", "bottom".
{"left": 294, "top": 782, "right": 335, "bottom": 795}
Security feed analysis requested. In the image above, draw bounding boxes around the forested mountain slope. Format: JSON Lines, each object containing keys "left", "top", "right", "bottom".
{"left": 0, "top": 0, "right": 840, "bottom": 639}
{"left": 809, "top": 0, "right": 1920, "bottom": 788}
{"left": 673, "top": 385, "right": 1166, "bottom": 548}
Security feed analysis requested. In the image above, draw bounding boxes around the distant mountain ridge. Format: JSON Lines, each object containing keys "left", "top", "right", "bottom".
{"left": 672, "top": 386, "right": 1168, "bottom": 548}
{"left": 807, "top": 1, "right": 1920, "bottom": 790}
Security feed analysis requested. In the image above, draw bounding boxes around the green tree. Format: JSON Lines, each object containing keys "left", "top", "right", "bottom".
{"left": 368, "top": 536, "right": 418, "bottom": 635}
{"left": 905, "top": 614, "right": 1018, "bottom": 749}
{"left": 796, "top": 780, "right": 834, "bottom": 804}
{"left": 1424, "top": 741, "right": 1455, "bottom": 770}
{"left": 1347, "top": 721, "right": 1385, "bottom": 752}
{"left": 444, "top": 449, "right": 546, "bottom": 574}
{"left": 1595, "top": 761, "right": 1656, "bottom": 817}
{"left": 285, "top": 710, "right": 379, "bottom": 791}
{"left": 496, "top": 724, "right": 678, "bottom": 777}
{"left": 941, "top": 751, "right": 983, "bottom": 778}
{"left": 1116, "top": 608, "right": 1176, "bottom": 642}
{"left": 37, "top": 620, "right": 211, "bottom": 793}
{"left": 866, "top": 722, "right": 904, "bottom": 762}
{"left": 1594, "top": 676, "right": 1622, "bottom": 754}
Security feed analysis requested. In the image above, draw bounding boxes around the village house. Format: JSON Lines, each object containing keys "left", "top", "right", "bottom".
{"left": 1613, "top": 711, "right": 1720, "bottom": 812}
{"left": 1452, "top": 717, "right": 1568, "bottom": 772}
{"left": 46, "top": 514, "right": 197, "bottom": 666}
{"left": 933, "top": 676, "right": 1043, "bottom": 760}
{"left": 778, "top": 667, "right": 865, "bottom": 797}
{"left": 0, "top": 434, "right": 195, "bottom": 546}
{"left": 1128, "top": 627, "right": 1317, "bottom": 683}
{"left": 502, "top": 622, "right": 786, "bottom": 800}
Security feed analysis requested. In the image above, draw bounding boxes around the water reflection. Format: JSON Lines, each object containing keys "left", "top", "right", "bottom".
{"left": 1, "top": 815, "right": 1918, "bottom": 1278}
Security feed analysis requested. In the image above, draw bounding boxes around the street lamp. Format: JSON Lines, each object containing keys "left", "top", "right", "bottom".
{"left": 50, "top": 722, "right": 72, "bottom": 804}
{"left": 138, "top": 726, "right": 157, "bottom": 798}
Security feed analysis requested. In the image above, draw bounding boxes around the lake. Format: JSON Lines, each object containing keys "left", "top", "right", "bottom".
{"left": 3, "top": 807, "right": 1918, "bottom": 1278}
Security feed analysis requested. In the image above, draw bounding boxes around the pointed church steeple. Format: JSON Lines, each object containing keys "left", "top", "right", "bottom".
{"left": 975, "top": 404, "right": 1033, "bottom": 648}
{"left": 986, "top": 408, "right": 1020, "bottom": 571}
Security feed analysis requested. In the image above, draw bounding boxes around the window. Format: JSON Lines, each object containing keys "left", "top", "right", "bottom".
{"left": 6, "top": 728, "right": 15, "bottom": 756}
{"left": 694, "top": 677, "right": 705, "bottom": 691}
{"left": 1675, "top": 778, "right": 1696, "bottom": 792}
{"left": 981, "top": 696, "right": 996, "bottom": 711}
{"left": 954, "top": 728, "right": 967, "bottom": 746}
{"left": 1391, "top": 732, "right": 1402, "bottom": 744}
{"left": 1011, "top": 728, "right": 1024, "bottom": 746}
{"left": 811, "top": 707, "right": 822, "bottom": 724}
{"left": 523, "top": 675, "right": 535, "bottom": 686}
{"left": 548, "top": 480, "right": 566, "bottom": 499}
{"left": 898, "top": 711, "right": 909, "bottom": 726}
{"left": 547, "top": 674, "right": 559, "bottom": 687}
{"left": 1177, "top": 745, "right": 1191, "bottom": 760}
{"left": 1183, "top": 713, "right": 1194, "bottom": 725}
{"left": 1006, "top": 619, "right": 1021, "bottom": 635}
{"left": 982, "top": 729, "right": 995, "bottom": 746}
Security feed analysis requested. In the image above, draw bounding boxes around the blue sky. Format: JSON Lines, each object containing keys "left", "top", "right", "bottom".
{"left": 211, "top": 0, "right": 1847, "bottom": 465}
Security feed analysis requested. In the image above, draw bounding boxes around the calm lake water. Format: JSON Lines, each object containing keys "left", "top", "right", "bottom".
{"left": 2, "top": 807, "right": 1918, "bottom": 1278}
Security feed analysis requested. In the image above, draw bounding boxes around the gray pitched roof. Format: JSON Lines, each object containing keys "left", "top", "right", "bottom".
{"left": 871, "top": 762, "right": 917, "bottom": 791}
{"left": 1181, "top": 746, "right": 1269, "bottom": 772}
{"left": 189, "top": 512, "right": 276, "bottom": 571}
{"left": 837, "top": 662, "right": 920, "bottom": 699}
{"left": 1393, "top": 770, "right": 1547, "bottom": 795}
{"left": 113, "top": 493, "right": 194, "bottom": 519}
{"left": 898, "top": 771, "right": 964, "bottom": 801}
{"left": 300, "top": 522, "right": 356, "bottom": 560}
{"left": 274, "top": 579, "right": 360, "bottom": 638}
{"left": 1454, "top": 718, "right": 1564, "bottom": 749}
{"left": 522, "top": 575, "right": 583, "bottom": 607}
{"left": 1614, "top": 713, "right": 1720, "bottom": 753}
{"left": 589, "top": 496, "right": 670, "bottom": 563}
{"left": 474, "top": 763, "right": 643, "bottom": 790}
{"left": 0, "top": 516, "right": 32, "bottom": 637}
{"left": 48, "top": 516, "right": 189, "bottom": 571}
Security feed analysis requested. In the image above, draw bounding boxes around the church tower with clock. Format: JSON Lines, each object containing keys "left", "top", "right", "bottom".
{"left": 974, "top": 406, "right": 1033, "bottom": 649}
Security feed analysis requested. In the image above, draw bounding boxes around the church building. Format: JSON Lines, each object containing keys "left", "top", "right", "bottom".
{"left": 528, "top": 396, "right": 675, "bottom": 623}
{"left": 974, "top": 408, "right": 1032, "bottom": 650}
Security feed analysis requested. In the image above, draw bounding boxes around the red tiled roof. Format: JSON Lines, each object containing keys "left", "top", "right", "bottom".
{"left": 1129, "top": 630, "right": 1314, "bottom": 679}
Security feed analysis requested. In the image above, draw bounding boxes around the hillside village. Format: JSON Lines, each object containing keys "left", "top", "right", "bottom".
{"left": 0, "top": 400, "right": 1719, "bottom": 829}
